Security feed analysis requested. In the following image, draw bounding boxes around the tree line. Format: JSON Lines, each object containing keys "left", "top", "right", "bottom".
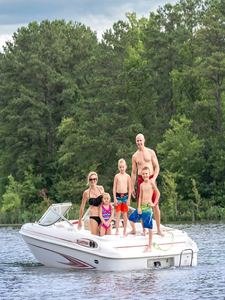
{"left": 0, "top": 0, "right": 225, "bottom": 224}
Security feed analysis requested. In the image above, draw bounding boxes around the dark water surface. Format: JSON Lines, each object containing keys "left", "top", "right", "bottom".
{"left": 1, "top": 222, "right": 225, "bottom": 300}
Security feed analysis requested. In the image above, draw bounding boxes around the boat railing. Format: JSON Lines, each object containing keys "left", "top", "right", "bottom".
{"left": 179, "top": 249, "right": 194, "bottom": 267}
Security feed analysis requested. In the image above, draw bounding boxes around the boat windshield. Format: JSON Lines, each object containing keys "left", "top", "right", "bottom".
{"left": 38, "top": 203, "right": 72, "bottom": 226}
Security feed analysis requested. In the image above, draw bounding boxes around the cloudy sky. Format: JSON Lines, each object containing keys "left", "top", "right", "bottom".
{"left": 0, "top": 0, "right": 178, "bottom": 51}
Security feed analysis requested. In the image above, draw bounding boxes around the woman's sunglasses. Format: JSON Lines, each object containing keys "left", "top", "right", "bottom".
{"left": 89, "top": 178, "right": 97, "bottom": 182}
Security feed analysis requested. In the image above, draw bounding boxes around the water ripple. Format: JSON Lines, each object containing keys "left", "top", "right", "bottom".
{"left": 0, "top": 223, "right": 225, "bottom": 300}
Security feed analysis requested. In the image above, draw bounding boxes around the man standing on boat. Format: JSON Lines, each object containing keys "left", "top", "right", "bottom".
{"left": 130, "top": 133, "right": 164, "bottom": 236}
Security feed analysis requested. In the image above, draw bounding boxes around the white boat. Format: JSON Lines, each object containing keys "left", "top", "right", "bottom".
{"left": 19, "top": 202, "right": 199, "bottom": 271}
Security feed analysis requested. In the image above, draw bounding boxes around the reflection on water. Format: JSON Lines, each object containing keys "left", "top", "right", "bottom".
{"left": 1, "top": 222, "right": 225, "bottom": 300}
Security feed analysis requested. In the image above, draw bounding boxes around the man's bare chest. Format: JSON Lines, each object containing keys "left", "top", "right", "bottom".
{"left": 136, "top": 152, "right": 152, "bottom": 166}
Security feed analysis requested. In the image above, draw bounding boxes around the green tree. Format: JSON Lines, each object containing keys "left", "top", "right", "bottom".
{"left": 191, "top": 178, "right": 201, "bottom": 219}
{"left": 1, "top": 175, "right": 22, "bottom": 223}
{"left": 157, "top": 117, "right": 205, "bottom": 202}
{"left": 171, "top": 0, "right": 206, "bottom": 136}
{"left": 0, "top": 20, "right": 97, "bottom": 201}
{"left": 56, "top": 19, "right": 144, "bottom": 201}
{"left": 20, "top": 165, "right": 45, "bottom": 207}
{"left": 193, "top": 3, "right": 225, "bottom": 135}
{"left": 141, "top": 2, "right": 194, "bottom": 144}
{"left": 161, "top": 170, "right": 179, "bottom": 221}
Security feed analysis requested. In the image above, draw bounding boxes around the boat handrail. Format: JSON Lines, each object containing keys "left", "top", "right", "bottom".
{"left": 179, "top": 249, "right": 194, "bottom": 267}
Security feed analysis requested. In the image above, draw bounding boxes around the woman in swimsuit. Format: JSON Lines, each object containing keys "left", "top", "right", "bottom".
{"left": 78, "top": 171, "right": 104, "bottom": 235}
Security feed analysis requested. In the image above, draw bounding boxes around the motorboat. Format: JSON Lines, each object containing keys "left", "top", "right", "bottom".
{"left": 19, "top": 202, "right": 199, "bottom": 271}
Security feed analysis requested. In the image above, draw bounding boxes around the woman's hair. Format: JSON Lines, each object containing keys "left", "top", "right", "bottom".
{"left": 118, "top": 158, "right": 126, "bottom": 165}
{"left": 87, "top": 171, "right": 98, "bottom": 186}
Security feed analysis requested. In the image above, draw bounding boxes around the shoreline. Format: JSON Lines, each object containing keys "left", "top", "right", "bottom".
{"left": 0, "top": 224, "right": 22, "bottom": 227}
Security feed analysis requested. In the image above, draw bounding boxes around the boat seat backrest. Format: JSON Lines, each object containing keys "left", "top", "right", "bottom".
{"left": 84, "top": 218, "right": 90, "bottom": 231}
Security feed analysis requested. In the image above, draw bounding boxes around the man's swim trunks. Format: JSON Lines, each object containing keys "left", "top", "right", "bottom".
{"left": 137, "top": 175, "right": 158, "bottom": 205}
{"left": 115, "top": 192, "right": 128, "bottom": 213}
{"left": 128, "top": 204, "right": 153, "bottom": 229}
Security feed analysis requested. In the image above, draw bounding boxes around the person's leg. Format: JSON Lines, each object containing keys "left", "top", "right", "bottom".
{"left": 154, "top": 205, "right": 164, "bottom": 236}
{"left": 106, "top": 226, "right": 111, "bottom": 235}
{"left": 140, "top": 219, "right": 147, "bottom": 235}
{"left": 100, "top": 225, "right": 106, "bottom": 236}
{"left": 143, "top": 229, "right": 153, "bottom": 252}
{"left": 128, "top": 220, "right": 136, "bottom": 234}
{"left": 123, "top": 212, "right": 128, "bottom": 236}
{"left": 90, "top": 218, "right": 100, "bottom": 235}
{"left": 115, "top": 210, "right": 121, "bottom": 235}
{"left": 137, "top": 176, "right": 147, "bottom": 234}
{"left": 128, "top": 209, "right": 141, "bottom": 234}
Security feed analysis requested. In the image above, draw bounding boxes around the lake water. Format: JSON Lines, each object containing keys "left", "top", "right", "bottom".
{"left": 1, "top": 222, "right": 225, "bottom": 300}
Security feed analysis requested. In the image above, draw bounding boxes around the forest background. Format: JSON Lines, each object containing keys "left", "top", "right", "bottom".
{"left": 0, "top": 0, "right": 225, "bottom": 224}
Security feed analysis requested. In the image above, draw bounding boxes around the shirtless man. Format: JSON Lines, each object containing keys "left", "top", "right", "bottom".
{"left": 130, "top": 133, "right": 164, "bottom": 236}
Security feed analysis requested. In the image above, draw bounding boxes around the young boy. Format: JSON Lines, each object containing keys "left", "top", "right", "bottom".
{"left": 129, "top": 166, "right": 160, "bottom": 252}
{"left": 113, "top": 158, "right": 131, "bottom": 236}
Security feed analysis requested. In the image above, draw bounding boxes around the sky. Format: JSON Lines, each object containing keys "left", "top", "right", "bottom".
{"left": 0, "top": 0, "right": 178, "bottom": 51}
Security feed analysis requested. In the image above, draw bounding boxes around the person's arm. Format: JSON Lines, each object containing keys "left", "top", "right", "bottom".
{"left": 78, "top": 191, "right": 87, "bottom": 229}
{"left": 151, "top": 150, "right": 160, "bottom": 182}
{"left": 131, "top": 155, "right": 137, "bottom": 198}
{"left": 113, "top": 175, "right": 118, "bottom": 206}
{"left": 99, "top": 185, "right": 105, "bottom": 194}
{"left": 105, "top": 205, "right": 114, "bottom": 227}
{"left": 127, "top": 174, "right": 131, "bottom": 206}
{"left": 150, "top": 181, "right": 160, "bottom": 206}
{"left": 99, "top": 205, "right": 105, "bottom": 225}
{"left": 138, "top": 184, "right": 143, "bottom": 214}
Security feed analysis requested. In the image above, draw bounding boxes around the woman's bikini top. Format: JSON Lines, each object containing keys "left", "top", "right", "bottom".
{"left": 89, "top": 187, "right": 103, "bottom": 207}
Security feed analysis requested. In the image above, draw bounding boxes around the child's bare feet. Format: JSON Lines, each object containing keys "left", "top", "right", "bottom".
{"left": 115, "top": 231, "right": 119, "bottom": 235}
{"left": 123, "top": 231, "right": 128, "bottom": 236}
{"left": 143, "top": 246, "right": 152, "bottom": 253}
{"left": 128, "top": 230, "right": 136, "bottom": 235}
{"left": 141, "top": 229, "right": 147, "bottom": 236}
{"left": 157, "top": 230, "right": 164, "bottom": 237}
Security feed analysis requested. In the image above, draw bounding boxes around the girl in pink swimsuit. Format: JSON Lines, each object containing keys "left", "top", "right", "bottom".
{"left": 99, "top": 193, "right": 114, "bottom": 236}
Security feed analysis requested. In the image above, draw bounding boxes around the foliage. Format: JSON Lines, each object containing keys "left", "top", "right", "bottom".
{"left": 0, "top": 1, "right": 225, "bottom": 223}
{"left": 161, "top": 170, "right": 179, "bottom": 221}
{"left": 1, "top": 175, "right": 22, "bottom": 223}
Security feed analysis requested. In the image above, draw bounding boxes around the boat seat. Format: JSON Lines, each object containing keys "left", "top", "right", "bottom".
{"left": 54, "top": 223, "right": 65, "bottom": 228}
{"left": 84, "top": 218, "right": 90, "bottom": 230}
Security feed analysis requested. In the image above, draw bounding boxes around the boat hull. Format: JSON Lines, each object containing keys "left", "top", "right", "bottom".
{"left": 20, "top": 222, "right": 198, "bottom": 271}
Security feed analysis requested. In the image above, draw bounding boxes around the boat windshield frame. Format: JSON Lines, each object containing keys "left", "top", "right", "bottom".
{"left": 38, "top": 203, "right": 72, "bottom": 226}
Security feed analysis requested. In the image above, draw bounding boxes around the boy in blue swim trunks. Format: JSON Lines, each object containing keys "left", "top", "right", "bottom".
{"left": 113, "top": 158, "right": 131, "bottom": 236}
{"left": 129, "top": 166, "right": 160, "bottom": 252}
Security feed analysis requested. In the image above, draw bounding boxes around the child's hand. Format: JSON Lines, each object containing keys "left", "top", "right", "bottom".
{"left": 138, "top": 208, "right": 142, "bottom": 214}
{"left": 114, "top": 200, "right": 118, "bottom": 206}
